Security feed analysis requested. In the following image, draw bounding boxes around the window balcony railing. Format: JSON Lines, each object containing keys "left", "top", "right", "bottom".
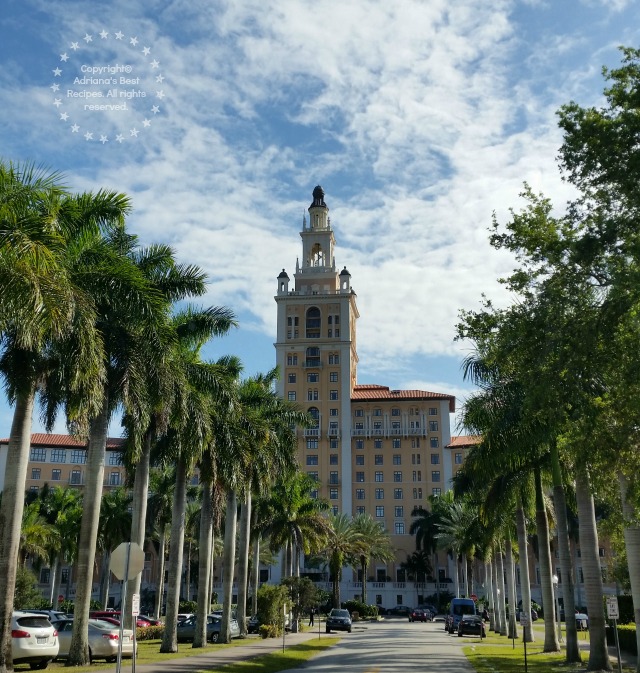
{"left": 351, "top": 428, "right": 365, "bottom": 436}
{"left": 304, "top": 428, "right": 320, "bottom": 437}
{"left": 328, "top": 428, "right": 340, "bottom": 437}
{"left": 302, "top": 360, "right": 322, "bottom": 368}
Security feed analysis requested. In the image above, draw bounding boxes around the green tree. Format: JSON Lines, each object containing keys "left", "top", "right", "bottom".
{"left": 351, "top": 513, "right": 394, "bottom": 604}
{"left": 97, "top": 488, "right": 132, "bottom": 607}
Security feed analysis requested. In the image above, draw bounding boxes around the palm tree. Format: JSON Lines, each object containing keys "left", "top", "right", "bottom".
{"left": 97, "top": 488, "right": 132, "bottom": 607}
{"left": 352, "top": 513, "right": 394, "bottom": 604}
{"left": 0, "top": 165, "right": 130, "bottom": 671}
{"left": 19, "top": 501, "right": 59, "bottom": 567}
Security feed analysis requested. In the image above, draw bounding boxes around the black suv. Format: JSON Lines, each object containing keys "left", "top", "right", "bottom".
{"left": 326, "top": 609, "right": 352, "bottom": 633}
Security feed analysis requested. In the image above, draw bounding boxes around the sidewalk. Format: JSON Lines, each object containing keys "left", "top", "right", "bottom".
{"left": 111, "top": 630, "right": 332, "bottom": 673}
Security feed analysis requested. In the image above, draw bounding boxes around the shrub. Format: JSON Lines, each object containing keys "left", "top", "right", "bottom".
{"left": 136, "top": 625, "right": 164, "bottom": 641}
{"left": 606, "top": 624, "right": 637, "bottom": 655}
{"left": 14, "top": 568, "right": 50, "bottom": 610}
{"left": 617, "top": 595, "right": 635, "bottom": 625}
{"left": 343, "top": 600, "right": 378, "bottom": 618}
{"left": 256, "top": 584, "right": 289, "bottom": 630}
{"left": 259, "top": 624, "right": 281, "bottom": 639}
{"left": 178, "top": 600, "right": 197, "bottom": 613}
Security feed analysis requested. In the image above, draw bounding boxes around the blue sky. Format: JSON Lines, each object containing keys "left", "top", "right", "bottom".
{"left": 1, "top": 0, "right": 638, "bottom": 438}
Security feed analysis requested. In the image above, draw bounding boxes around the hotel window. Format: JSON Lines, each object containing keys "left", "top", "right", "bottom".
{"left": 356, "top": 506, "right": 365, "bottom": 515}
{"left": 374, "top": 439, "right": 382, "bottom": 449}
{"left": 335, "top": 329, "right": 340, "bottom": 337}
{"left": 330, "top": 408, "right": 338, "bottom": 416}
{"left": 330, "top": 439, "right": 339, "bottom": 449}
{"left": 306, "top": 455, "right": 318, "bottom": 466}
{"left": 307, "top": 439, "right": 318, "bottom": 449}
{"left": 70, "top": 470, "right": 82, "bottom": 485}
{"left": 432, "top": 471, "right": 441, "bottom": 482}
{"left": 356, "top": 440, "right": 364, "bottom": 449}
{"left": 376, "top": 506, "right": 384, "bottom": 518}
{"left": 391, "top": 408, "right": 400, "bottom": 416}
{"left": 412, "top": 454, "right": 421, "bottom": 464}
{"left": 356, "top": 489, "right": 365, "bottom": 500}
{"left": 29, "top": 486, "right": 38, "bottom": 492}
{"left": 395, "top": 522, "right": 405, "bottom": 535}
{"left": 51, "top": 449, "right": 66, "bottom": 463}
{"left": 51, "top": 469, "right": 61, "bottom": 481}
{"left": 108, "top": 452, "right": 123, "bottom": 466}
{"left": 411, "top": 438, "right": 420, "bottom": 448}
{"left": 431, "top": 454, "right": 440, "bottom": 464}
{"left": 330, "top": 390, "right": 338, "bottom": 400}
{"left": 429, "top": 407, "right": 438, "bottom": 415}
{"left": 40, "top": 568, "right": 51, "bottom": 584}
{"left": 355, "top": 409, "right": 364, "bottom": 417}
{"left": 330, "top": 372, "right": 338, "bottom": 382}
{"left": 330, "top": 454, "right": 339, "bottom": 465}
{"left": 355, "top": 455, "right": 364, "bottom": 466}
{"left": 70, "top": 449, "right": 87, "bottom": 464}
{"left": 330, "top": 488, "right": 338, "bottom": 500}
{"left": 375, "top": 488, "right": 384, "bottom": 500}
{"left": 429, "top": 421, "right": 439, "bottom": 432}
{"left": 288, "top": 373, "right": 296, "bottom": 383}
{"left": 306, "top": 346, "right": 320, "bottom": 366}
{"left": 287, "top": 354, "right": 298, "bottom": 365}
{"left": 31, "top": 468, "right": 41, "bottom": 480}
{"left": 394, "top": 488, "right": 403, "bottom": 499}
{"left": 30, "top": 448, "right": 47, "bottom": 462}
{"left": 395, "top": 506, "right": 404, "bottom": 517}
{"left": 329, "top": 471, "right": 339, "bottom": 484}
{"left": 307, "top": 373, "right": 319, "bottom": 383}
{"left": 371, "top": 409, "right": 380, "bottom": 417}
{"left": 329, "top": 421, "right": 339, "bottom": 434}
{"left": 393, "top": 455, "right": 401, "bottom": 465}
{"left": 432, "top": 488, "right": 441, "bottom": 496}
{"left": 393, "top": 471, "right": 402, "bottom": 482}
{"left": 310, "top": 489, "right": 319, "bottom": 499}
{"left": 329, "top": 353, "right": 339, "bottom": 364}
{"left": 375, "top": 471, "right": 383, "bottom": 482}
{"left": 375, "top": 455, "right": 383, "bottom": 465}
{"left": 307, "top": 389, "right": 318, "bottom": 401}
{"left": 308, "top": 471, "right": 318, "bottom": 481}
{"left": 392, "top": 439, "right": 401, "bottom": 449}
{"left": 430, "top": 438, "right": 439, "bottom": 448}
{"left": 306, "top": 307, "right": 321, "bottom": 338}
{"left": 109, "top": 472, "right": 121, "bottom": 486}
{"left": 288, "top": 391, "right": 296, "bottom": 401}
{"left": 356, "top": 471, "right": 365, "bottom": 482}
{"left": 455, "top": 452, "right": 463, "bottom": 464}
{"left": 413, "top": 487, "right": 423, "bottom": 499}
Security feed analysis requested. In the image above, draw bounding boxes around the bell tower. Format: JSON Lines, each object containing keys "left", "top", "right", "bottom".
{"left": 275, "top": 186, "right": 359, "bottom": 516}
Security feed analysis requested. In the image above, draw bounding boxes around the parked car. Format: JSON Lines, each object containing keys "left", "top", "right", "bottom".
{"left": 12, "top": 611, "right": 59, "bottom": 670}
{"left": 176, "top": 614, "right": 240, "bottom": 643}
{"left": 447, "top": 598, "right": 476, "bottom": 633}
{"left": 19, "top": 610, "right": 68, "bottom": 623}
{"left": 88, "top": 611, "right": 151, "bottom": 628}
{"left": 55, "top": 618, "right": 135, "bottom": 662}
{"left": 386, "top": 605, "right": 412, "bottom": 617}
{"left": 457, "top": 615, "right": 486, "bottom": 638}
{"left": 177, "top": 613, "right": 194, "bottom": 622}
{"left": 325, "top": 609, "right": 352, "bottom": 633}
{"left": 138, "top": 615, "right": 163, "bottom": 626}
{"left": 408, "top": 608, "right": 428, "bottom": 622}
{"left": 247, "top": 615, "right": 260, "bottom": 634}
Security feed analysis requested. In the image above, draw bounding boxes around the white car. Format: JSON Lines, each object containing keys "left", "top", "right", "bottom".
{"left": 12, "top": 611, "right": 59, "bottom": 669}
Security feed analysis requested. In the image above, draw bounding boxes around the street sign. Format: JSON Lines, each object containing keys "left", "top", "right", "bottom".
{"left": 606, "top": 596, "right": 620, "bottom": 620}
{"left": 110, "top": 542, "right": 145, "bottom": 581}
{"left": 520, "top": 611, "right": 530, "bottom": 626}
{"left": 132, "top": 593, "right": 140, "bottom": 617}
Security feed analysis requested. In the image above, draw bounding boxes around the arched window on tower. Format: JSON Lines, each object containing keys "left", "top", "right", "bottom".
{"left": 310, "top": 243, "right": 325, "bottom": 267}
{"left": 306, "top": 307, "right": 321, "bottom": 339}
{"left": 306, "top": 346, "right": 320, "bottom": 367}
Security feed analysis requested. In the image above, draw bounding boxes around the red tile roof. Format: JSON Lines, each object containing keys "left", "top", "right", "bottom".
{"left": 352, "top": 384, "right": 455, "bottom": 413}
{"left": 446, "top": 435, "right": 480, "bottom": 449}
{"left": 0, "top": 433, "right": 125, "bottom": 450}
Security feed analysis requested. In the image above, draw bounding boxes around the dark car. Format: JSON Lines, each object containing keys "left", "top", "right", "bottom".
{"left": 247, "top": 615, "right": 260, "bottom": 634}
{"left": 458, "top": 615, "right": 486, "bottom": 638}
{"left": 387, "top": 605, "right": 412, "bottom": 617}
{"left": 176, "top": 614, "right": 240, "bottom": 643}
{"left": 325, "top": 609, "right": 352, "bottom": 633}
{"left": 408, "top": 608, "right": 428, "bottom": 622}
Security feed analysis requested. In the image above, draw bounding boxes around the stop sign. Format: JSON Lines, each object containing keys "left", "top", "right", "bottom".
{"left": 471, "top": 594, "right": 478, "bottom": 602}
{"left": 110, "top": 542, "right": 145, "bottom": 581}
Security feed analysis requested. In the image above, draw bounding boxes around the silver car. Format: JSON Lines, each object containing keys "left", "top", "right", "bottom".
{"left": 176, "top": 614, "right": 240, "bottom": 643}
{"left": 12, "top": 612, "right": 59, "bottom": 669}
{"left": 55, "top": 619, "right": 135, "bottom": 662}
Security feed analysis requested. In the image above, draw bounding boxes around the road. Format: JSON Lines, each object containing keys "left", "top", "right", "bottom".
{"left": 284, "top": 618, "right": 478, "bottom": 673}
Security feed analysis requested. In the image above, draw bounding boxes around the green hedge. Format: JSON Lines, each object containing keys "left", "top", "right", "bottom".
{"left": 136, "top": 625, "right": 164, "bottom": 641}
{"left": 342, "top": 600, "right": 378, "bottom": 618}
{"left": 606, "top": 624, "right": 637, "bottom": 655}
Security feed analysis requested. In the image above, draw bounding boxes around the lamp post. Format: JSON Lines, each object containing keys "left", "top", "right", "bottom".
{"left": 552, "top": 574, "right": 563, "bottom": 642}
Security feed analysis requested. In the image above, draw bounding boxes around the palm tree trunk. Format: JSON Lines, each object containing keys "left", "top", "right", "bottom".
{"left": 505, "top": 536, "right": 518, "bottom": 640}
{"left": 160, "top": 456, "right": 188, "bottom": 653}
{"left": 453, "top": 553, "right": 460, "bottom": 598}
{"left": 550, "top": 443, "right": 580, "bottom": 663}
{"left": 68, "top": 394, "right": 109, "bottom": 666}
{"left": 496, "top": 547, "right": 507, "bottom": 636}
{"left": 153, "top": 526, "right": 167, "bottom": 621}
{"left": 576, "top": 468, "right": 611, "bottom": 672}
{"left": 535, "top": 467, "right": 560, "bottom": 652}
{"left": 194, "top": 479, "right": 213, "bottom": 648}
{"left": 490, "top": 556, "right": 501, "bottom": 633}
{"left": 220, "top": 490, "right": 238, "bottom": 644}
{"left": 125, "top": 428, "right": 152, "bottom": 628}
{"left": 516, "top": 503, "right": 534, "bottom": 642}
{"left": 49, "top": 557, "right": 59, "bottom": 605}
{"left": 184, "top": 541, "right": 192, "bottom": 602}
{"left": 251, "top": 537, "right": 260, "bottom": 616}
{"left": 236, "top": 491, "right": 251, "bottom": 637}
{"left": 0, "top": 387, "right": 35, "bottom": 673}
{"left": 361, "top": 558, "right": 368, "bottom": 604}
{"left": 485, "top": 560, "right": 495, "bottom": 632}
{"left": 99, "top": 550, "right": 111, "bottom": 607}
{"left": 619, "top": 472, "right": 640, "bottom": 673}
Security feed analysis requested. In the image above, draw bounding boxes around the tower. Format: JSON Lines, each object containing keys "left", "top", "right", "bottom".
{"left": 275, "top": 186, "right": 359, "bottom": 514}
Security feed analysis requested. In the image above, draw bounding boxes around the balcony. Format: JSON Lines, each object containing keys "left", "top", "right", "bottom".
{"left": 351, "top": 428, "right": 365, "bottom": 436}
{"left": 304, "top": 428, "right": 320, "bottom": 437}
{"left": 328, "top": 427, "right": 340, "bottom": 437}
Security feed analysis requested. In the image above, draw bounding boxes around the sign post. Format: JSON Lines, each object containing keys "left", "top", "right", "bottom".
{"left": 520, "top": 612, "right": 529, "bottom": 673}
{"left": 606, "top": 596, "right": 622, "bottom": 673}
{"left": 131, "top": 593, "right": 140, "bottom": 673}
